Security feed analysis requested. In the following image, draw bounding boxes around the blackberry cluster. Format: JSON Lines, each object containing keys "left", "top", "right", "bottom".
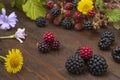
{"left": 65, "top": 54, "right": 85, "bottom": 74}
{"left": 87, "top": 55, "right": 108, "bottom": 76}
{"left": 61, "top": 18, "right": 73, "bottom": 30}
{"left": 38, "top": 41, "right": 50, "bottom": 53}
{"left": 38, "top": 32, "right": 61, "bottom": 53}
{"left": 65, "top": 46, "right": 108, "bottom": 76}
{"left": 112, "top": 47, "right": 120, "bottom": 63}
{"left": 36, "top": 17, "right": 46, "bottom": 27}
{"left": 50, "top": 8, "right": 61, "bottom": 18}
{"left": 84, "top": 21, "right": 93, "bottom": 30}
{"left": 98, "top": 31, "right": 115, "bottom": 50}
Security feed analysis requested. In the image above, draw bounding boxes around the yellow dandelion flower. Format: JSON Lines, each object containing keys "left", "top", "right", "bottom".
{"left": 77, "top": 0, "right": 94, "bottom": 15}
{"left": 0, "top": 49, "right": 23, "bottom": 74}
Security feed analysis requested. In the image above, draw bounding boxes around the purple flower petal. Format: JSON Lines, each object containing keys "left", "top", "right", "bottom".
{"left": 2, "top": 8, "right": 6, "bottom": 16}
{"left": 0, "top": 8, "right": 18, "bottom": 30}
{"left": 0, "top": 23, "right": 10, "bottom": 30}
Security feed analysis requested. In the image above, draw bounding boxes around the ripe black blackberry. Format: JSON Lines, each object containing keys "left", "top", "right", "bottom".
{"left": 36, "top": 17, "right": 46, "bottom": 27}
{"left": 112, "top": 47, "right": 120, "bottom": 63}
{"left": 101, "top": 31, "right": 115, "bottom": 43}
{"left": 38, "top": 41, "right": 50, "bottom": 53}
{"left": 84, "top": 21, "right": 93, "bottom": 30}
{"left": 65, "top": 54, "right": 85, "bottom": 74}
{"left": 73, "top": 0, "right": 79, "bottom": 10}
{"left": 50, "top": 8, "right": 61, "bottom": 18}
{"left": 61, "top": 18, "right": 73, "bottom": 30}
{"left": 87, "top": 55, "right": 108, "bottom": 76}
{"left": 98, "top": 37, "right": 112, "bottom": 50}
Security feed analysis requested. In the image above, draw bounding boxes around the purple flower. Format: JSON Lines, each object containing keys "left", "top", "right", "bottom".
{"left": 0, "top": 8, "right": 18, "bottom": 30}
{"left": 15, "top": 28, "right": 27, "bottom": 43}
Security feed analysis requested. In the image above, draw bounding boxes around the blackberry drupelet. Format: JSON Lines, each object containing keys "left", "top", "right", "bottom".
{"left": 84, "top": 21, "right": 93, "bottom": 30}
{"left": 61, "top": 18, "right": 73, "bottom": 30}
{"left": 112, "top": 47, "right": 120, "bottom": 63}
{"left": 98, "top": 37, "right": 111, "bottom": 50}
{"left": 38, "top": 41, "right": 50, "bottom": 53}
{"left": 50, "top": 8, "right": 61, "bottom": 18}
{"left": 101, "top": 31, "right": 115, "bottom": 43}
{"left": 87, "top": 55, "right": 108, "bottom": 76}
{"left": 36, "top": 17, "right": 46, "bottom": 27}
{"left": 65, "top": 54, "right": 85, "bottom": 74}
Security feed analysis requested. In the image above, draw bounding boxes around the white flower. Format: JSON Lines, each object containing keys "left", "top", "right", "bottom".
{"left": 0, "top": 8, "right": 18, "bottom": 30}
{"left": 15, "top": 28, "right": 27, "bottom": 43}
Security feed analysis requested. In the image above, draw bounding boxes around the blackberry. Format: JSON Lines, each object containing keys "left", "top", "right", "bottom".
{"left": 101, "top": 31, "right": 115, "bottom": 43}
{"left": 38, "top": 41, "right": 50, "bottom": 53}
{"left": 98, "top": 37, "right": 112, "bottom": 50}
{"left": 65, "top": 54, "right": 85, "bottom": 74}
{"left": 84, "top": 21, "right": 93, "bottom": 30}
{"left": 50, "top": 40, "right": 60, "bottom": 50}
{"left": 112, "top": 47, "right": 120, "bottom": 63}
{"left": 73, "top": 0, "right": 79, "bottom": 10}
{"left": 36, "top": 17, "right": 46, "bottom": 27}
{"left": 50, "top": 8, "right": 61, "bottom": 18}
{"left": 87, "top": 55, "right": 108, "bottom": 76}
{"left": 61, "top": 18, "right": 73, "bottom": 30}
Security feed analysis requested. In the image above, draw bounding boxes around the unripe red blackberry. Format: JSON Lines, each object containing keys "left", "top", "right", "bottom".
{"left": 74, "top": 23, "right": 83, "bottom": 31}
{"left": 64, "top": 10, "right": 71, "bottom": 17}
{"left": 43, "top": 32, "right": 55, "bottom": 43}
{"left": 64, "top": 2, "right": 73, "bottom": 10}
{"left": 46, "top": 1, "right": 54, "bottom": 9}
{"left": 74, "top": 11, "right": 82, "bottom": 19}
{"left": 88, "top": 10, "right": 96, "bottom": 17}
{"left": 80, "top": 46, "right": 93, "bottom": 60}
{"left": 46, "top": 13, "right": 53, "bottom": 21}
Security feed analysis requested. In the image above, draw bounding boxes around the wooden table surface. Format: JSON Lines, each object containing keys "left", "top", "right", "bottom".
{"left": 0, "top": 0, "right": 120, "bottom": 80}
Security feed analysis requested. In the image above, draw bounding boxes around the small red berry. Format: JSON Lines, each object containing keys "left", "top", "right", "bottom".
{"left": 53, "top": 17, "right": 62, "bottom": 26}
{"left": 46, "top": 1, "right": 54, "bottom": 9}
{"left": 46, "top": 13, "right": 53, "bottom": 21}
{"left": 43, "top": 32, "right": 55, "bottom": 43}
{"left": 107, "top": 5, "right": 115, "bottom": 9}
{"left": 64, "top": 2, "right": 73, "bottom": 10}
{"left": 88, "top": 10, "right": 96, "bottom": 17}
{"left": 80, "top": 46, "right": 93, "bottom": 60}
{"left": 74, "top": 11, "right": 82, "bottom": 23}
{"left": 50, "top": 40, "right": 60, "bottom": 50}
{"left": 64, "top": 10, "right": 71, "bottom": 17}
{"left": 74, "top": 23, "right": 83, "bottom": 31}
{"left": 74, "top": 11, "right": 81, "bottom": 19}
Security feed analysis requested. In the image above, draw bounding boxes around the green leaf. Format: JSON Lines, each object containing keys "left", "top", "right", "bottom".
{"left": 0, "top": 3, "right": 4, "bottom": 13}
{"left": 105, "top": 9, "right": 120, "bottom": 22}
{"left": 22, "top": 0, "right": 46, "bottom": 20}
{"left": 11, "top": 0, "right": 26, "bottom": 10}
{"left": 95, "top": 0, "right": 104, "bottom": 9}
{"left": 113, "top": 22, "right": 120, "bottom": 30}
{"left": 41, "top": 0, "right": 47, "bottom": 5}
